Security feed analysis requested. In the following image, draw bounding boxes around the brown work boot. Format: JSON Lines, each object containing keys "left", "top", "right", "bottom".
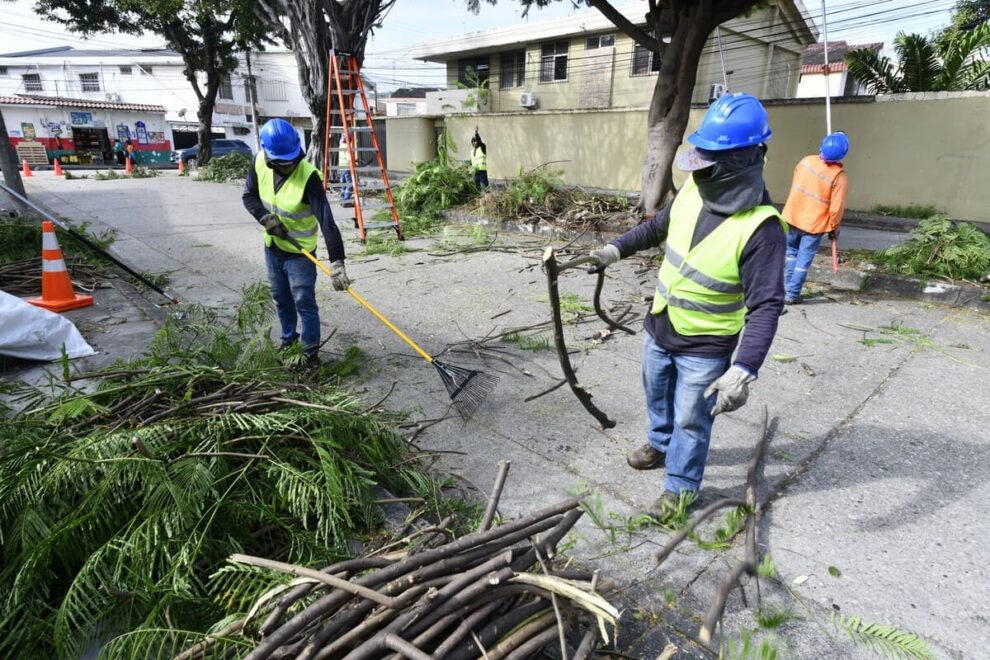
{"left": 627, "top": 444, "right": 665, "bottom": 470}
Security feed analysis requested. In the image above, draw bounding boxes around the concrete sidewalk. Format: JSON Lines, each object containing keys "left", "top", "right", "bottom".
{"left": 22, "top": 171, "right": 990, "bottom": 658}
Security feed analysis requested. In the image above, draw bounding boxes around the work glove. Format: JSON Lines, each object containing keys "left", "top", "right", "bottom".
{"left": 330, "top": 260, "right": 350, "bottom": 291}
{"left": 828, "top": 229, "right": 840, "bottom": 240}
{"left": 261, "top": 213, "right": 289, "bottom": 240}
{"left": 704, "top": 365, "right": 756, "bottom": 417}
{"left": 588, "top": 244, "right": 621, "bottom": 273}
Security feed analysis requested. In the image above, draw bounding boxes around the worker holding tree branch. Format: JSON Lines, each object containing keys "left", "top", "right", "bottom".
{"left": 588, "top": 93, "right": 786, "bottom": 521}
{"left": 242, "top": 118, "right": 349, "bottom": 367}
{"left": 781, "top": 132, "right": 849, "bottom": 304}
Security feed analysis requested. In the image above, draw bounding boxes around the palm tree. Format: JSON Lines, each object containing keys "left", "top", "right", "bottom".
{"left": 845, "top": 24, "right": 990, "bottom": 93}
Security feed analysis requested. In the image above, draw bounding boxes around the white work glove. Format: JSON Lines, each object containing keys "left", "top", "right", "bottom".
{"left": 704, "top": 365, "right": 756, "bottom": 417}
{"left": 330, "top": 260, "right": 350, "bottom": 291}
{"left": 588, "top": 244, "right": 621, "bottom": 272}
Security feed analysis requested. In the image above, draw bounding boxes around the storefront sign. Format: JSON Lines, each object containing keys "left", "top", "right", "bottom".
{"left": 20, "top": 123, "right": 36, "bottom": 141}
{"left": 116, "top": 124, "right": 131, "bottom": 141}
{"left": 135, "top": 120, "right": 149, "bottom": 144}
{"left": 47, "top": 121, "right": 62, "bottom": 136}
{"left": 70, "top": 112, "right": 94, "bottom": 126}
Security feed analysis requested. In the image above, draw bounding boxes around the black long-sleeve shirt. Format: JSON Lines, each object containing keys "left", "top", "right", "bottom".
{"left": 611, "top": 191, "right": 785, "bottom": 377}
{"left": 243, "top": 165, "right": 345, "bottom": 262}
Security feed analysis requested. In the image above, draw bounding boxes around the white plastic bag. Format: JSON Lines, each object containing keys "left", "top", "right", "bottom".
{"left": 0, "top": 290, "right": 96, "bottom": 361}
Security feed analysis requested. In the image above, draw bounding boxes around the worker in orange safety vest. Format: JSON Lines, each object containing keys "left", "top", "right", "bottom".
{"left": 781, "top": 132, "right": 849, "bottom": 304}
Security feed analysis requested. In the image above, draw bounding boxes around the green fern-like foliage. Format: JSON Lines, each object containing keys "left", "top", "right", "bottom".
{"left": 831, "top": 613, "right": 936, "bottom": 660}
{"left": 877, "top": 216, "right": 990, "bottom": 281}
{"left": 0, "top": 283, "right": 426, "bottom": 659}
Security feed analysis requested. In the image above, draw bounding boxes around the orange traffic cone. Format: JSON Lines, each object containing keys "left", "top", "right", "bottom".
{"left": 125, "top": 157, "right": 133, "bottom": 175}
{"left": 27, "top": 220, "right": 94, "bottom": 313}
{"left": 177, "top": 158, "right": 185, "bottom": 174}
{"left": 22, "top": 159, "right": 33, "bottom": 177}
{"left": 53, "top": 158, "right": 64, "bottom": 176}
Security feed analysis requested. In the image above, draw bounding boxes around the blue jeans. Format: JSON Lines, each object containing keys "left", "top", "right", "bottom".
{"left": 265, "top": 247, "right": 320, "bottom": 350}
{"left": 784, "top": 226, "right": 824, "bottom": 300}
{"left": 642, "top": 334, "right": 730, "bottom": 494}
{"left": 341, "top": 170, "right": 353, "bottom": 200}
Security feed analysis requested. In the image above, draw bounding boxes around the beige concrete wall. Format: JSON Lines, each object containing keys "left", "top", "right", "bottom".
{"left": 392, "top": 92, "right": 990, "bottom": 221}
{"left": 384, "top": 116, "right": 438, "bottom": 170}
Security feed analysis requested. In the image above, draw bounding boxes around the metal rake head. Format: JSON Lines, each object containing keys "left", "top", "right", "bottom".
{"left": 433, "top": 360, "right": 500, "bottom": 421}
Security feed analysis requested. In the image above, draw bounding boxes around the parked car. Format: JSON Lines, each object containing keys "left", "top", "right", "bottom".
{"left": 171, "top": 139, "right": 252, "bottom": 166}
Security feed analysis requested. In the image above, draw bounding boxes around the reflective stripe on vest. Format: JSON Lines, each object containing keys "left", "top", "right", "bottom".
{"left": 255, "top": 152, "right": 320, "bottom": 253}
{"left": 472, "top": 146, "right": 487, "bottom": 171}
{"left": 781, "top": 155, "right": 842, "bottom": 234}
{"left": 651, "top": 175, "right": 785, "bottom": 336}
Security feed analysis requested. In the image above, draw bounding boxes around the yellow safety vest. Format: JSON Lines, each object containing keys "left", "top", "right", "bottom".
{"left": 652, "top": 175, "right": 785, "bottom": 336}
{"left": 471, "top": 146, "right": 487, "bottom": 172}
{"left": 254, "top": 153, "right": 320, "bottom": 253}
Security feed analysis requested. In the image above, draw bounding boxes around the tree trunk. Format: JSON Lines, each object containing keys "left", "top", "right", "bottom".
{"left": 640, "top": 3, "right": 716, "bottom": 213}
{"left": 0, "top": 108, "right": 26, "bottom": 207}
{"left": 196, "top": 97, "right": 216, "bottom": 165}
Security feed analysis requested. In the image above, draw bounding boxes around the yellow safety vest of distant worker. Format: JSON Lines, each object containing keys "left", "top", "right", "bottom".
{"left": 253, "top": 152, "right": 320, "bottom": 254}
{"left": 471, "top": 145, "right": 487, "bottom": 172}
{"left": 652, "top": 175, "right": 785, "bottom": 336}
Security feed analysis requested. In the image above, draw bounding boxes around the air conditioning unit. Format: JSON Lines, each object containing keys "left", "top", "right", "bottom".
{"left": 708, "top": 83, "right": 726, "bottom": 103}
{"left": 105, "top": 92, "right": 121, "bottom": 102}
{"left": 519, "top": 92, "right": 537, "bottom": 109}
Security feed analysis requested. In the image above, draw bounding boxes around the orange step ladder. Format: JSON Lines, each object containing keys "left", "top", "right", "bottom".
{"left": 323, "top": 51, "right": 402, "bottom": 241}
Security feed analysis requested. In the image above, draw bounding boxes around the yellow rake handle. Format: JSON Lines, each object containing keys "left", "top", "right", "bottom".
{"left": 296, "top": 247, "right": 434, "bottom": 364}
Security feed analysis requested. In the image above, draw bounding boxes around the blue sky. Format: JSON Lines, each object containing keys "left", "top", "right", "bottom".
{"left": 0, "top": 0, "right": 958, "bottom": 93}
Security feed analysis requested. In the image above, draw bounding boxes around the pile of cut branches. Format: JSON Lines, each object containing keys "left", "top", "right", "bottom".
{"left": 198, "top": 151, "right": 253, "bottom": 183}
{"left": 183, "top": 463, "right": 617, "bottom": 659}
{"left": 0, "top": 255, "right": 103, "bottom": 296}
{"left": 475, "top": 166, "right": 633, "bottom": 229}
{"left": 0, "top": 284, "right": 431, "bottom": 658}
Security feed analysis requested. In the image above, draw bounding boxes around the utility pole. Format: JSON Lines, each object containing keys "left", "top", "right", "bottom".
{"left": 245, "top": 50, "right": 261, "bottom": 152}
{"left": 821, "top": 0, "right": 832, "bottom": 134}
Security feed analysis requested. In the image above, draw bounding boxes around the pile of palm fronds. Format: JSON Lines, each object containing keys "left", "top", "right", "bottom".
{"left": 476, "top": 167, "right": 632, "bottom": 228}
{"left": 0, "top": 284, "right": 431, "bottom": 658}
{"left": 877, "top": 216, "right": 990, "bottom": 281}
{"left": 178, "top": 463, "right": 617, "bottom": 659}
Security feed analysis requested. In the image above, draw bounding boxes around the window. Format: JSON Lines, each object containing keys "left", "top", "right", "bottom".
{"left": 539, "top": 42, "right": 568, "bottom": 83}
{"left": 457, "top": 56, "right": 490, "bottom": 86}
{"left": 0, "top": 66, "right": 8, "bottom": 76}
{"left": 262, "top": 79, "right": 288, "bottom": 101}
{"left": 140, "top": 65, "right": 153, "bottom": 75}
{"left": 79, "top": 72, "right": 101, "bottom": 92}
{"left": 584, "top": 34, "right": 615, "bottom": 50}
{"left": 119, "top": 65, "right": 132, "bottom": 75}
{"left": 631, "top": 44, "right": 660, "bottom": 76}
{"left": 219, "top": 76, "right": 234, "bottom": 100}
{"left": 22, "top": 73, "right": 42, "bottom": 92}
{"left": 232, "top": 127, "right": 251, "bottom": 136}
{"left": 498, "top": 50, "right": 526, "bottom": 89}
{"left": 396, "top": 102, "right": 418, "bottom": 117}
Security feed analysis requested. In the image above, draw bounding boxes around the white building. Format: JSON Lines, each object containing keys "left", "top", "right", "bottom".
{"left": 381, "top": 87, "right": 442, "bottom": 117}
{"left": 796, "top": 41, "right": 882, "bottom": 98}
{"left": 0, "top": 45, "right": 314, "bottom": 161}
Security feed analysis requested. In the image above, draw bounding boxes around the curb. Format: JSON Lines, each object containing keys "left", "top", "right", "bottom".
{"left": 439, "top": 209, "right": 990, "bottom": 312}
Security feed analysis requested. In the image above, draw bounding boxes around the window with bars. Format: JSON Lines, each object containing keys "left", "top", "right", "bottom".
{"left": 22, "top": 73, "right": 42, "bottom": 92}
{"left": 585, "top": 34, "right": 615, "bottom": 50}
{"left": 539, "top": 42, "right": 568, "bottom": 83}
{"left": 631, "top": 44, "right": 660, "bottom": 76}
{"left": 498, "top": 50, "right": 526, "bottom": 89}
{"left": 0, "top": 66, "right": 8, "bottom": 76}
{"left": 263, "top": 79, "right": 288, "bottom": 101}
{"left": 140, "top": 65, "right": 153, "bottom": 75}
{"left": 119, "top": 65, "right": 132, "bottom": 75}
{"left": 79, "top": 72, "right": 101, "bottom": 92}
{"left": 219, "top": 76, "right": 234, "bottom": 99}
{"left": 457, "top": 56, "right": 490, "bottom": 86}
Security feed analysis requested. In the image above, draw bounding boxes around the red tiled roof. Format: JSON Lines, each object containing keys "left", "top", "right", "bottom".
{"left": 0, "top": 94, "right": 166, "bottom": 113}
{"left": 800, "top": 62, "right": 849, "bottom": 74}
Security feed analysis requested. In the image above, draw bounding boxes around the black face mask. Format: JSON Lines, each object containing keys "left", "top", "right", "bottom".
{"left": 266, "top": 155, "right": 301, "bottom": 177}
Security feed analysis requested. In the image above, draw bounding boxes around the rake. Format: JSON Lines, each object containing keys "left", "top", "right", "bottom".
{"left": 284, "top": 237, "right": 499, "bottom": 420}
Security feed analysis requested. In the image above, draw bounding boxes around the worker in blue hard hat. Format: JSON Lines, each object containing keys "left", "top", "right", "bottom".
{"left": 242, "top": 118, "right": 349, "bottom": 366}
{"left": 781, "top": 132, "right": 850, "bottom": 304}
{"left": 587, "top": 93, "right": 787, "bottom": 520}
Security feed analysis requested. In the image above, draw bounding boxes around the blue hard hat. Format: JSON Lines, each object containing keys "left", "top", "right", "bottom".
{"left": 260, "top": 118, "right": 302, "bottom": 161}
{"left": 687, "top": 93, "right": 772, "bottom": 151}
{"left": 820, "top": 132, "right": 849, "bottom": 162}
